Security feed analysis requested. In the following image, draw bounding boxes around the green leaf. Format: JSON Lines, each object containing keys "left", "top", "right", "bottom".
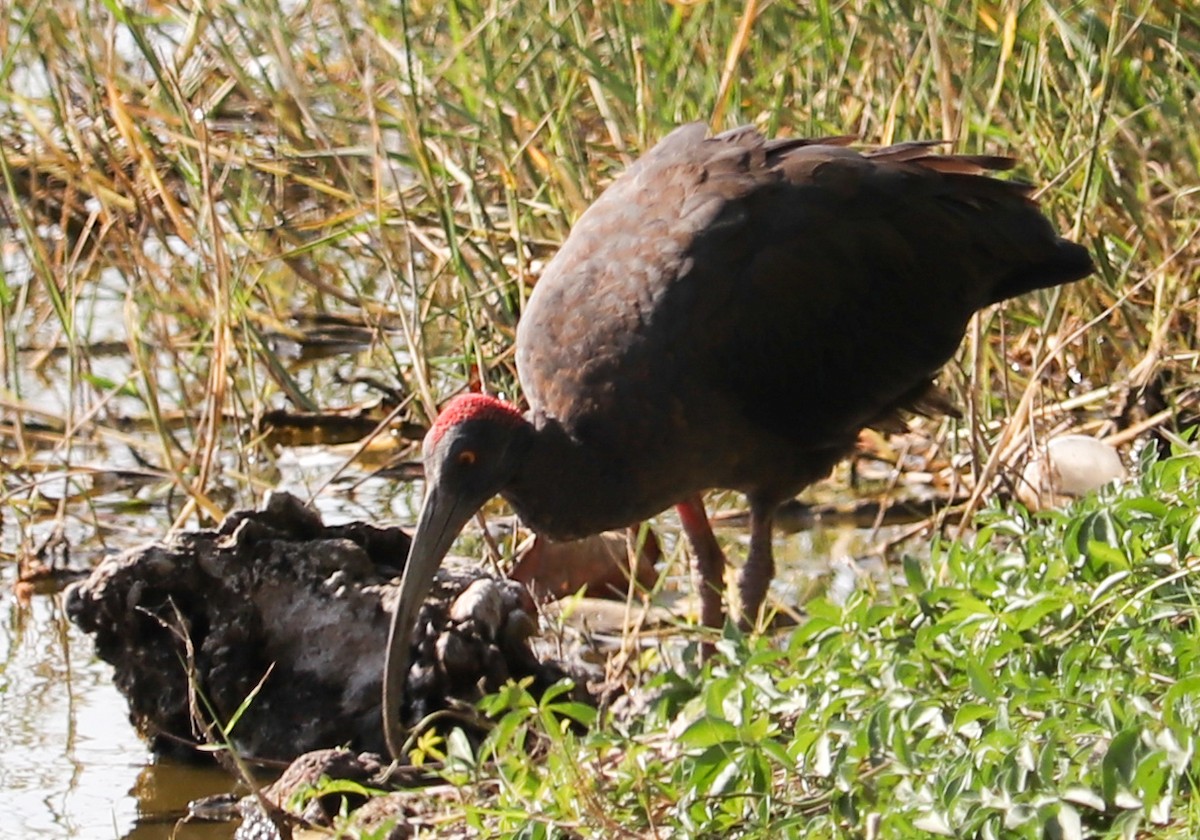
{"left": 1101, "top": 727, "right": 1142, "bottom": 803}
{"left": 1062, "top": 786, "right": 1106, "bottom": 811}
{"left": 678, "top": 715, "right": 739, "bottom": 750}
{"left": 966, "top": 659, "right": 998, "bottom": 701}
{"left": 758, "top": 736, "right": 793, "bottom": 769}
{"left": 1089, "top": 570, "right": 1132, "bottom": 604}
{"left": 903, "top": 555, "right": 927, "bottom": 590}
{"left": 1051, "top": 802, "right": 1083, "bottom": 840}
{"left": 1008, "top": 594, "right": 1067, "bottom": 632}
{"left": 953, "top": 703, "right": 995, "bottom": 730}
{"left": 1086, "top": 539, "right": 1129, "bottom": 572}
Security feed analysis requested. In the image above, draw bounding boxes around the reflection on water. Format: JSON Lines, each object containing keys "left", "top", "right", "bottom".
{"left": 0, "top": 583, "right": 232, "bottom": 839}
{"left": 122, "top": 762, "right": 242, "bottom": 840}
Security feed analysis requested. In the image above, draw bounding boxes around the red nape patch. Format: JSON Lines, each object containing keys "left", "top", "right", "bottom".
{"left": 428, "top": 393, "right": 525, "bottom": 446}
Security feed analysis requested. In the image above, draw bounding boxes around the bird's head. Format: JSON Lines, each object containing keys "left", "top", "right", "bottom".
{"left": 419, "top": 393, "right": 530, "bottom": 519}
{"left": 383, "top": 393, "right": 529, "bottom": 759}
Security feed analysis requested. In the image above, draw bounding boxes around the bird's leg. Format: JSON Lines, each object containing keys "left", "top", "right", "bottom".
{"left": 737, "top": 503, "right": 775, "bottom": 630}
{"left": 675, "top": 494, "right": 726, "bottom": 630}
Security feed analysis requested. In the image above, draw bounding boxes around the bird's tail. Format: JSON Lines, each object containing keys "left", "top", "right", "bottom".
{"left": 990, "top": 236, "right": 1094, "bottom": 305}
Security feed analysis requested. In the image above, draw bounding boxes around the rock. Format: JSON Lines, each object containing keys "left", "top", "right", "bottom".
{"left": 1018, "top": 434, "right": 1126, "bottom": 510}
{"left": 66, "top": 492, "right": 585, "bottom": 762}
{"left": 448, "top": 578, "right": 505, "bottom": 637}
{"left": 263, "top": 749, "right": 384, "bottom": 825}
{"left": 228, "top": 745, "right": 498, "bottom": 839}
{"left": 435, "top": 630, "right": 477, "bottom": 680}
{"left": 501, "top": 609, "right": 537, "bottom": 649}
{"left": 229, "top": 749, "right": 406, "bottom": 840}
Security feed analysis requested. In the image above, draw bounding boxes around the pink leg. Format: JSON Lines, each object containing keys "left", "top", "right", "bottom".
{"left": 737, "top": 505, "right": 775, "bottom": 630}
{"left": 676, "top": 494, "right": 726, "bottom": 630}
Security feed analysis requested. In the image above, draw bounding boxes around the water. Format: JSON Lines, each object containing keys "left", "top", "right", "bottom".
{"left": 0, "top": 580, "right": 228, "bottom": 839}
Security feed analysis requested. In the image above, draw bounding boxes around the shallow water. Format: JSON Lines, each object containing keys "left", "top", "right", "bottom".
{"left": 0, "top": 579, "right": 227, "bottom": 839}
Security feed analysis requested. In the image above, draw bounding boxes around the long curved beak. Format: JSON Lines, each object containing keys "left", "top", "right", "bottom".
{"left": 382, "top": 483, "right": 477, "bottom": 761}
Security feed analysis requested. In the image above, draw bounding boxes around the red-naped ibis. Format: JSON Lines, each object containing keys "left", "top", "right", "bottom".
{"left": 383, "top": 123, "right": 1093, "bottom": 758}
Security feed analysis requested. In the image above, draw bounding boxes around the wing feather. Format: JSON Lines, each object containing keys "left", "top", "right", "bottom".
{"left": 517, "top": 123, "right": 1091, "bottom": 458}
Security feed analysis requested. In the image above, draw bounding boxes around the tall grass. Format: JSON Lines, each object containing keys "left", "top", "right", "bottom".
{"left": 2, "top": 1, "right": 1195, "bottom": 529}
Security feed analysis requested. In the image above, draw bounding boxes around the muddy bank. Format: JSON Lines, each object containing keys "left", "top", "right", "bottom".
{"left": 66, "top": 492, "right": 582, "bottom": 762}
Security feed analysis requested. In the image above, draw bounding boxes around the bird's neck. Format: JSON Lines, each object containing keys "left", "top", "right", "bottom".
{"left": 502, "top": 415, "right": 635, "bottom": 541}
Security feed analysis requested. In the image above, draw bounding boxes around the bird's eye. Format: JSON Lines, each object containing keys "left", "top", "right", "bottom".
{"left": 457, "top": 449, "right": 477, "bottom": 467}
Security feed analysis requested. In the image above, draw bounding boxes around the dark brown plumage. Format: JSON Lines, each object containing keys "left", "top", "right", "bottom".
{"left": 383, "top": 123, "right": 1093, "bottom": 758}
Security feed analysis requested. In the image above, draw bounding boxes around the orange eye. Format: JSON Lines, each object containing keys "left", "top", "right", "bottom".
{"left": 457, "top": 449, "right": 477, "bottom": 466}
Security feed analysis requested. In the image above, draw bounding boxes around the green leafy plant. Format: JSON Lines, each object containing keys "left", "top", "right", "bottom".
{"left": 361, "top": 450, "right": 1200, "bottom": 839}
